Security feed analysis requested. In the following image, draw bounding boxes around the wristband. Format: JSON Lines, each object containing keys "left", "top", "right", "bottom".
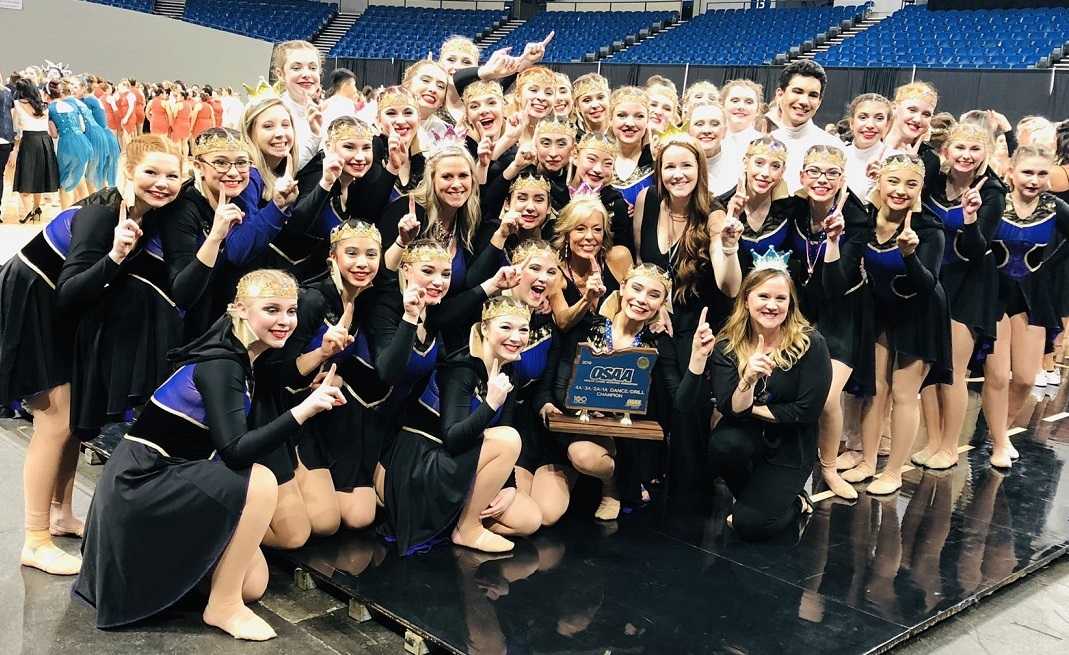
{"left": 721, "top": 246, "right": 738, "bottom": 255}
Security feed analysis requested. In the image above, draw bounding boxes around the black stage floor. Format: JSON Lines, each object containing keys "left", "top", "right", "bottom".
{"left": 273, "top": 383, "right": 1069, "bottom": 655}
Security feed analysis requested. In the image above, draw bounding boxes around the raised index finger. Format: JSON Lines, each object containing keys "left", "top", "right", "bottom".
{"left": 970, "top": 176, "right": 986, "bottom": 194}
{"left": 903, "top": 210, "right": 913, "bottom": 231}
{"left": 408, "top": 193, "right": 416, "bottom": 216}
{"left": 218, "top": 182, "right": 227, "bottom": 207}
{"left": 322, "top": 363, "right": 337, "bottom": 388}
{"left": 337, "top": 301, "right": 354, "bottom": 330}
{"left": 540, "top": 31, "right": 555, "bottom": 48}
{"left": 756, "top": 333, "right": 765, "bottom": 352}
{"left": 489, "top": 357, "right": 500, "bottom": 378}
{"left": 835, "top": 185, "right": 849, "bottom": 214}
{"left": 698, "top": 306, "right": 708, "bottom": 327}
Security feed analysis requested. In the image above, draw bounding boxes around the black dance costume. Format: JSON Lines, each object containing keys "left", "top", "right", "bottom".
{"left": 56, "top": 189, "right": 184, "bottom": 436}
{"left": 828, "top": 206, "right": 951, "bottom": 387}
{"left": 695, "top": 333, "right": 831, "bottom": 541}
{"left": 921, "top": 167, "right": 1006, "bottom": 347}
{"left": 512, "top": 311, "right": 562, "bottom": 474}
{"left": 74, "top": 317, "right": 301, "bottom": 628}
{"left": 717, "top": 186, "right": 798, "bottom": 275}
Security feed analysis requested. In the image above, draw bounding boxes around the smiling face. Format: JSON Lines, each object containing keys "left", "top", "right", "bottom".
{"left": 520, "top": 78, "right": 556, "bottom": 121}
{"left": 433, "top": 155, "right": 473, "bottom": 209}
{"left": 745, "top": 274, "right": 790, "bottom": 332}
{"left": 379, "top": 103, "right": 419, "bottom": 142}
{"left": 281, "top": 47, "right": 321, "bottom": 102}
{"left": 801, "top": 160, "right": 844, "bottom": 203}
{"left": 619, "top": 274, "right": 668, "bottom": 323}
{"left": 573, "top": 147, "right": 614, "bottom": 187}
{"left": 251, "top": 104, "right": 294, "bottom": 163}
{"left": 439, "top": 46, "right": 476, "bottom": 77}
{"left": 745, "top": 153, "right": 785, "bottom": 196}
{"left": 508, "top": 187, "right": 550, "bottom": 231}
{"left": 402, "top": 256, "right": 452, "bottom": 304}
{"left": 893, "top": 97, "right": 935, "bottom": 143}
{"left": 407, "top": 64, "right": 448, "bottom": 114}
{"left": 555, "top": 79, "right": 573, "bottom": 116}
{"left": 660, "top": 144, "right": 699, "bottom": 201}
{"left": 196, "top": 148, "right": 251, "bottom": 199}
{"left": 483, "top": 314, "right": 530, "bottom": 362}
{"left": 943, "top": 138, "right": 986, "bottom": 177}
{"left": 723, "top": 84, "right": 760, "bottom": 132}
{"left": 237, "top": 297, "right": 299, "bottom": 349}
{"left": 775, "top": 74, "right": 823, "bottom": 128}
{"left": 130, "top": 151, "right": 183, "bottom": 208}
{"left": 850, "top": 100, "right": 889, "bottom": 149}
{"left": 331, "top": 136, "right": 373, "bottom": 178}
{"left": 517, "top": 253, "right": 560, "bottom": 307}
{"left": 1009, "top": 156, "right": 1051, "bottom": 201}
{"left": 688, "top": 104, "right": 726, "bottom": 158}
{"left": 465, "top": 93, "right": 503, "bottom": 139}
{"left": 878, "top": 167, "right": 923, "bottom": 212}
{"left": 577, "top": 89, "right": 608, "bottom": 130}
{"left": 330, "top": 236, "right": 380, "bottom": 290}
{"left": 567, "top": 207, "right": 606, "bottom": 259}
{"left": 536, "top": 133, "right": 574, "bottom": 172}
{"left": 611, "top": 101, "right": 648, "bottom": 147}
{"left": 647, "top": 88, "right": 677, "bottom": 133}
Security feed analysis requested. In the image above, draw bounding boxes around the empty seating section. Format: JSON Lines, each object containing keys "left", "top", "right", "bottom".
{"left": 494, "top": 11, "right": 676, "bottom": 63}
{"left": 85, "top": 0, "right": 155, "bottom": 11}
{"left": 330, "top": 6, "right": 506, "bottom": 59}
{"left": 817, "top": 6, "right": 1069, "bottom": 69}
{"left": 184, "top": 0, "right": 336, "bottom": 43}
{"left": 612, "top": 5, "right": 867, "bottom": 65}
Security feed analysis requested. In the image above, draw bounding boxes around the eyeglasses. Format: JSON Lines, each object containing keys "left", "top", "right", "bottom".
{"left": 198, "top": 157, "right": 252, "bottom": 174}
{"left": 803, "top": 167, "right": 843, "bottom": 181}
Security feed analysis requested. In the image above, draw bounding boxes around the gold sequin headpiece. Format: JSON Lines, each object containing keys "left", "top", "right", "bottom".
{"left": 745, "top": 137, "right": 788, "bottom": 163}
{"left": 192, "top": 130, "right": 249, "bottom": 157}
{"left": 511, "top": 239, "right": 560, "bottom": 267}
{"left": 610, "top": 86, "right": 649, "bottom": 111}
{"left": 330, "top": 220, "right": 381, "bottom": 246}
{"left": 242, "top": 76, "right": 282, "bottom": 107}
{"left": 626, "top": 263, "right": 672, "bottom": 296}
{"left": 510, "top": 172, "right": 551, "bottom": 196}
{"left": 945, "top": 123, "right": 991, "bottom": 147}
{"left": 577, "top": 132, "right": 620, "bottom": 157}
{"left": 235, "top": 270, "right": 298, "bottom": 301}
{"left": 481, "top": 295, "right": 532, "bottom": 323}
{"left": 400, "top": 240, "right": 451, "bottom": 266}
{"left": 517, "top": 66, "right": 556, "bottom": 90}
{"left": 326, "top": 118, "right": 374, "bottom": 145}
{"left": 894, "top": 82, "right": 938, "bottom": 105}
{"left": 803, "top": 145, "right": 846, "bottom": 169}
{"left": 378, "top": 86, "right": 418, "bottom": 112}
{"left": 878, "top": 153, "right": 925, "bottom": 178}
{"left": 534, "top": 115, "right": 576, "bottom": 141}
{"left": 572, "top": 75, "right": 609, "bottom": 100}
{"left": 462, "top": 80, "right": 503, "bottom": 105}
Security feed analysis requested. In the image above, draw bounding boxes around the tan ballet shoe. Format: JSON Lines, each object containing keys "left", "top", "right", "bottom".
{"left": 841, "top": 462, "right": 876, "bottom": 483}
{"left": 203, "top": 606, "right": 277, "bottom": 641}
{"left": 594, "top": 496, "right": 621, "bottom": 521}
{"left": 820, "top": 464, "right": 859, "bottom": 500}
{"left": 910, "top": 449, "right": 934, "bottom": 467}
{"left": 49, "top": 517, "right": 85, "bottom": 539}
{"left": 925, "top": 450, "right": 958, "bottom": 471}
{"left": 451, "top": 528, "right": 514, "bottom": 554}
{"left": 990, "top": 450, "right": 1013, "bottom": 469}
{"left": 726, "top": 514, "right": 734, "bottom": 529}
{"left": 1007, "top": 443, "right": 1020, "bottom": 460}
{"left": 21, "top": 543, "right": 81, "bottom": 576}
{"left": 866, "top": 475, "right": 902, "bottom": 496}
{"left": 835, "top": 450, "right": 864, "bottom": 471}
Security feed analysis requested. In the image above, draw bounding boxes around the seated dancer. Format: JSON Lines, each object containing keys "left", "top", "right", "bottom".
{"left": 379, "top": 295, "right": 542, "bottom": 555}
{"left": 685, "top": 263, "right": 832, "bottom": 541}
{"left": 74, "top": 270, "right": 345, "bottom": 641}
{"left": 550, "top": 264, "right": 680, "bottom": 520}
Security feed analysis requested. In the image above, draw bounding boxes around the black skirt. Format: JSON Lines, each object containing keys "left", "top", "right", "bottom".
{"left": 297, "top": 386, "right": 384, "bottom": 492}
{"left": 73, "top": 439, "right": 250, "bottom": 628}
{"left": 13, "top": 131, "right": 60, "bottom": 193}
{"left": 0, "top": 256, "right": 73, "bottom": 403}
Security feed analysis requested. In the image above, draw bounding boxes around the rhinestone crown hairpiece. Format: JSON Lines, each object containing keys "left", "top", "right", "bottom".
{"left": 192, "top": 131, "right": 249, "bottom": 157}
{"left": 235, "top": 270, "right": 299, "bottom": 301}
{"left": 878, "top": 153, "right": 926, "bottom": 177}
{"left": 572, "top": 75, "right": 609, "bottom": 99}
{"left": 745, "top": 137, "right": 788, "bottom": 162}
{"left": 378, "top": 86, "right": 418, "bottom": 112}
{"left": 423, "top": 124, "right": 469, "bottom": 160}
{"left": 577, "top": 132, "right": 620, "bottom": 157}
{"left": 481, "top": 295, "right": 532, "bottom": 323}
{"left": 400, "top": 240, "right": 451, "bottom": 266}
{"left": 330, "top": 220, "right": 381, "bottom": 246}
{"left": 534, "top": 115, "right": 576, "bottom": 140}
{"left": 327, "top": 118, "right": 374, "bottom": 144}
{"left": 242, "top": 77, "right": 282, "bottom": 106}
{"left": 511, "top": 239, "right": 560, "bottom": 267}
{"left": 804, "top": 145, "right": 846, "bottom": 168}
{"left": 625, "top": 263, "right": 673, "bottom": 295}
{"left": 461, "top": 80, "right": 503, "bottom": 104}
{"left": 752, "top": 245, "right": 791, "bottom": 274}
{"left": 510, "top": 172, "right": 551, "bottom": 195}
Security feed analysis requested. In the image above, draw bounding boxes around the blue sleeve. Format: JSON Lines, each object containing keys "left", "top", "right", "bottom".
{"left": 225, "top": 168, "right": 288, "bottom": 266}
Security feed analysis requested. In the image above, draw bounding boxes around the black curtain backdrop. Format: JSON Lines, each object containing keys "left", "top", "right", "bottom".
{"left": 327, "top": 58, "right": 1067, "bottom": 125}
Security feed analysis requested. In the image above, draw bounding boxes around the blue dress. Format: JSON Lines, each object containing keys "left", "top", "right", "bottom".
{"left": 79, "top": 95, "right": 120, "bottom": 188}
{"left": 48, "top": 99, "right": 92, "bottom": 191}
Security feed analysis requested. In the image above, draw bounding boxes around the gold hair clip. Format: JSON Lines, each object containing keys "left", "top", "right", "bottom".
{"left": 400, "top": 241, "right": 451, "bottom": 265}
{"left": 192, "top": 132, "right": 249, "bottom": 157}
{"left": 878, "top": 154, "right": 926, "bottom": 177}
{"left": 534, "top": 115, "right": 576, "bottom": 140}
{"left": 330, "top": 220, "right": 381, "bottom": 246}
{"left": 577, "top": 132, "right": 620, "bottom": 157}
{"left": 510, "top": 172, "right": 551, "bottom": 195}
{"left": 461, "top": 80, "right": 503, "bottom": 104}
{"left": 327, "top": 118, "right": 374, "bottom": 144}
{"left": 625, "top": 263, "right": 672, "bottom": 296}
{"left": 235, "top": 271, "right": 298, "bottom": 301}
{"left": 572, "top": 75, "right": 609, "bottom": 99}
{"left": 481, "top": 295, "right": 532, "bottom": 323}
{"left": 804, "top": 146, "right": 846, "bottom": 169}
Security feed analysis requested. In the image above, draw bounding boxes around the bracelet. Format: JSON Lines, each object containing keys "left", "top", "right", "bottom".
{"left": 721, "top": 246, "right": 738, "bottom": 255}
{"left": 395, "top": 238, "right": 406, "bottom": 248}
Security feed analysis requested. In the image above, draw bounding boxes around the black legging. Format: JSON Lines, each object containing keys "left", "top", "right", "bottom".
{"left": 0, "top": 143, "right": 13, "bottom": 209}
{"left": 708, "top": 424, "right": 813, "bottom": 541}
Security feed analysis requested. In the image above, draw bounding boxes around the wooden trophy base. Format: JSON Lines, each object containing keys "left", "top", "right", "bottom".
{"left": 547, "top": 413, "right": 664, "bottom": 441}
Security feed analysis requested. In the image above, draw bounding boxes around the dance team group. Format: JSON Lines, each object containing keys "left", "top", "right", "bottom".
{"left": 1, "top": 33, "right": 1068, "bottom": 641}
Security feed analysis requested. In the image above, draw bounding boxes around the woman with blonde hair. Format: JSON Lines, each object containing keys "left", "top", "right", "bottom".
{"left": 273, "top": 39, "right": 324, "bottom": 168}
{"left": 682, "top": 266, "right": 830, "bottom": 540}
{"left": 609, "top": 86, "right": 655, "bottom": 210}
{"left": 572, "top": 73, "right": 610, "bottom": 136}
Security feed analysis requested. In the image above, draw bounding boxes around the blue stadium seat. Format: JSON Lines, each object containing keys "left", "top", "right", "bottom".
{"left": 492, "top": 10, "right": 677, "bottom": 63}
{"left": 330, "top": 6, "right": 506, "bottom": 59}
{"left": 814, "top": 5, "right": 1069, "bottom": 69}
{"left": 184, "top": 0, "right": 337, "bottom": 43}
{"left": 85, "top": 0, "right": 154, "bottom": 12}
